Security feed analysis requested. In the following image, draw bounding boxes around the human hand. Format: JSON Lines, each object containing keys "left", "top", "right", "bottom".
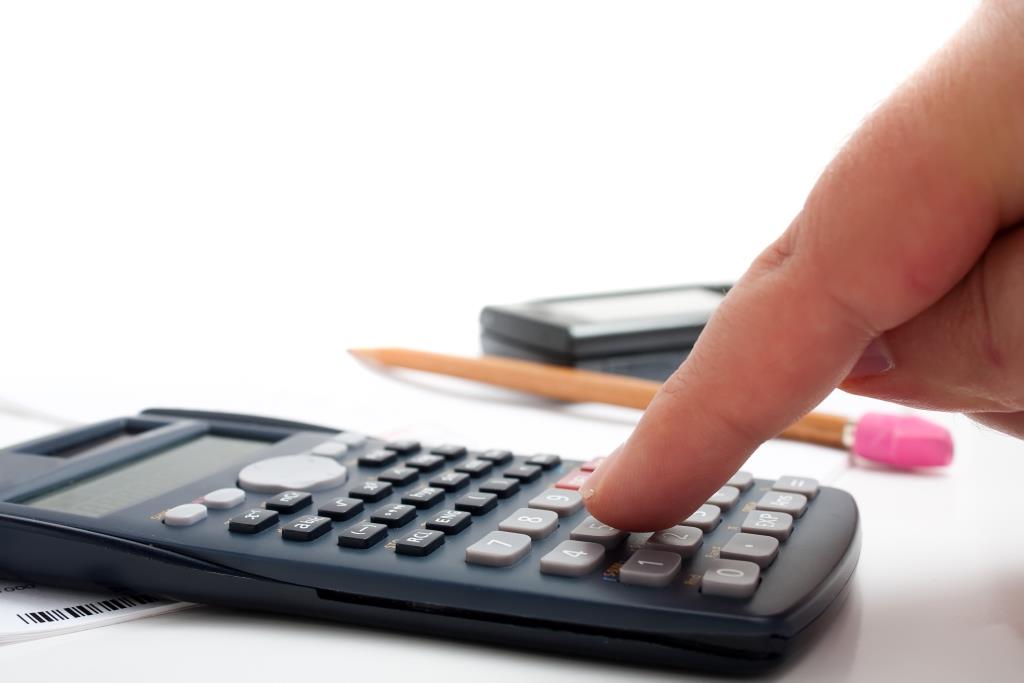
{"left": 583, "top": 0, "right": 1024, "bottom": 531}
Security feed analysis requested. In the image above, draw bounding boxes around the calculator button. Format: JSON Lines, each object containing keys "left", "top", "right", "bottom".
{"left": 332, "top": 432, "right": 368, "bottom": 448}
{"left": 478, "top": 478, "right": 520, "bottom": 498}
{"left": 701, "top": 559, "right": 761, "bottom": 598}
{"left": 395, "top": 529, "right": 445, "bottom": 556}
{"left": 740, "top": 510, "right": 794, "bottom": 540}
{"left": 201, "top": 488, "right": 245, "bottom": 510}
{"left": 756, "top": 491, "right": 808, "bottom": 517}
{"left": 430, "top": 444, "right": 468, "bottom": 460}
{"left": 377, "top": 466, "right": 419, "bottom": 486}
{"left": 498, "top": 508, "right": 559, "bottom": 539}
{"left": 281, "top": 514, "right": 332, "bottom": 542}
{"left": 579, "top": 457, "right": 606, "bottom": 472}
{"left": 569, "top": 516, "right": 627, "bottom": 549}
{"left": 644, "top": 525, "right": 703, "bottom": 557}
{"left": 425, "top": 509, "right": 472, "bottom": 534}
{"left": 163, "top": 503, "right": 208, "bottom": 527}
{"left": 528, "top": 489, "right": 583, "bottom": 517}
{"left": 265, "top": 490, "right": 312, "bottom": 514}
{"left": 228, "top": 508, "right": 279, "bottom": 534}
{"left": 465, "top": 531, "right": 532, "bottom": 567}
{"left": 401, "top": 486, "right": 445, "bottom": 509}
{"left": 349, "top": 480, "right": 394, "bottom": 502}
{"left": 338, "top": 522, "right": 388, "bottom": 549}
{"left": 429, "top": 471, "right": 471, "bottom": 492}
{"left": 726, "top": 471, "right": 754, "bottom": 491}
{"left": 385, "top": 440, "right": 421, "bottom": 454}
{"left": 406, "top": 454, "right": 446, "bottom": 472}
{"left": 311, "top": 441, "right": 349, "bottom": 458}
{"left": 238, "top": 454, "right": 347, "bottom": 494}
{"left": 503, "top": 464, "right": 542, "bottom": 483}
{"left": 539, "top": 540, "right": 606, "bottom": 577}
{"left": 720, "top": 533, "right": 780, "bottom": 568}
{"left": 773, "top": 475, "right": 819, "bottom": 498}
{"left": 619, "top": 550, "right": 682, "bottom": 588}
{"left": 454, "top": 492, "right": 498, "bottom": 515}
{"left": 526, "top": 453, "right": 561, "bottom": 469}
{"left": 370, "top": 503, "right": 417, "bottom": 527}
{"left": 317, "top": 497, "right": 364, "bottom": 521}
{"left": 683, "top": 504, "right": 722, "bottom": 531}
{"left": 707, "top": 485, "right": 741, "bottom": 510}
{"left": 478, "top": 449, "right": 513, "bottom": 464}
{"left": 454, "top": 459, "right": 494, "bottom": 477}
{"left": 554, "top": 469, "right": 590, "bottom": 490}
{"left": 358, "top": 449, "right": 398, "bottom": 467}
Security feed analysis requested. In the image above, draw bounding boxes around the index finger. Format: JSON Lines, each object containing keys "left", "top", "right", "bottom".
{"left": 583, "top": 1, "right": 1024, "bottom": 531}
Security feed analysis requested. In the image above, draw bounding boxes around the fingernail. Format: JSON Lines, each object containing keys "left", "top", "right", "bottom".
{"left": 581, "top": 443, "right": 623, "bottom": 501}
{"left": 847, "top": 337, "right": 894, "bottom": 379}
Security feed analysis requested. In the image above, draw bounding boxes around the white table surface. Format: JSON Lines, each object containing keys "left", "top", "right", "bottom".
{"left": 3, "top": 1, "right": 1021, "bottom": 680}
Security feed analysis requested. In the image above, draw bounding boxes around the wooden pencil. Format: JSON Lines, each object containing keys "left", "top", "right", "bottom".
{"left": 348, "top": 347, "right": 851, "bottom": 450}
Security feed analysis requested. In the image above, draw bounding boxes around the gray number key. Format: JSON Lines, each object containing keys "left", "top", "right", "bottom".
{"left": 772, "top": 475, "right": 819, "bottom": 498}
{"left": 720, "top": 532, "right": 779, "bottom": 567}
{"left": 644, "top": 525, "right": 703, "bottom": 557}
{"left": 465, "top": 531, "right": 532, "bottom": 567}
{"left": 701, "top": 559, "right": 761, "bottom": 598}
{"left": 707, "top": 485, "right": 740, "bottom": 510}
{"left": 726, "top": 471, "right": 754, "bottom": 491}
{"left": 498, "top": 508, "right": 559, "bottom": 539}
{"left": 540, "top": 540, "right": 606, "bottom": 577}
{"left": 569, "top": 516, "right": 627, "bottom": 549}
{"left": 740, "top": 510, "right": 793, "bottom": 540}
{"left": 683, "top": 504, "right": 722, "bottom": 531}
{"left": 756, "top": 491, "right": 808, "bottom": 517}
{"left": 528, "top": 489, "right": 583, "bottom": 517}
{"left": 618, "top": 550, "right": 682, "bottom": 587}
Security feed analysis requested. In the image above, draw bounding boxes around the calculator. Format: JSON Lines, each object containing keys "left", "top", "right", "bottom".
{"left": 0, "top": 409, "right": 859, "bottom": 673}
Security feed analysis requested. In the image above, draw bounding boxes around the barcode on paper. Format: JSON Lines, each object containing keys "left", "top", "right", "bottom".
{"left": 15, "top": 594, "right": 162, "bottom": 625}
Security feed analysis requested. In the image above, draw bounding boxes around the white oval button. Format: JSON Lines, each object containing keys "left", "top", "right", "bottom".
{"left": 238, "top": 454, "right": 347, "bottom": 493}
{"left": 202, "top": 487, "right": 246, "bottom": 509}
{"left": 163, "top": 503, "right": 208, "bottom": 527}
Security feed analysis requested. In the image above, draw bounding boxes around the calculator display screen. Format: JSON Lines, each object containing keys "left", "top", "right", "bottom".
{"left": 540, "top": 288, "right": 724, "bottom": 323}
{"left": 23, "top": 435, "right": 267, "bottom": 517}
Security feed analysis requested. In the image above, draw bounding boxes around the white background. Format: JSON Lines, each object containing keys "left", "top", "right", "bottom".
{"left": 3, "top": 2, "right": 1022, "bottom": 681}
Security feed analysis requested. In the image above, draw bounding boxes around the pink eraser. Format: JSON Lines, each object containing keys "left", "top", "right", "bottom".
{"left": 852, "top": 412, "right": 954, "bottom": 468}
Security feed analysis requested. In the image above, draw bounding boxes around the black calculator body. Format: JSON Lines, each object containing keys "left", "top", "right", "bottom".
{"left": 0, "top": 409, "right": 859, "bottom": 673}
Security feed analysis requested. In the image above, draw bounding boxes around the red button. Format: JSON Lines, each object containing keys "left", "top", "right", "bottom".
{"left": 580, "top": 457, "right": 606, "bottom": 472}
{"left": 555, "top": 469, "right": 590, "bottom": 490}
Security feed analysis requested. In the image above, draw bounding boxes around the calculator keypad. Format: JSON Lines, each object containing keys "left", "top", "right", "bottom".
{"left": 197, "top": 438, "right": 827, "bottom": 604}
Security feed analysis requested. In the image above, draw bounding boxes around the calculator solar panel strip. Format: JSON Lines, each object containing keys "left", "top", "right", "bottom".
{"left": 0, "top": 409, "right": 860, "bottom": 674}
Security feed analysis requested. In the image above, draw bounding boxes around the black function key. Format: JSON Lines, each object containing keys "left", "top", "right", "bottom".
{"left": 454, "top": 492, "right": 498, "bottom": 515}
{"left": 359, "top": 449, "right": 398, "bottom": 467}
{"left": 429, "top": 471, "right": 470, "bottom": 492}
{"left": 430, "top": 444, "right": 468, "bottom": 460}
{"left": 338, "top": 522, "right": 388, "bottom": 549}
{"left": 478, "top": 449, "right": 513, "bottom": 464}
{"left": 377, "top": 466, "right": 419, "bottom": 486}
{"left": 406, "top": 454, "right": 446, "bottom": 472}
{"left": 479, "top": 478, "right": 520, "bottom": 498}
{"left": 395, "top": 529, "right": 445, "bottom": 556}
{"left": 229, "top": 508, "right": 279, "bottom": 534}
{"left": 349, "top": 480, "right": 394, "bottom": 502}
{"left": 526, "top": 453, "right": 561, "bottom": 469}
{"left": 424, "top": 509, "right": 472, "bottom": 535}
{"left": 281, "top": 515, "right": 332, "bottom": 542}
{"left": 455, "top": 459, "right": 493, "bottom": 477}
{"left": 265, "top": 490, "right": 312, "bottom": 514}
{"left": 385, "top": 440, "right": 421, "bottom": 454}
{"left": 402, "top": 486, "right": 445, "bottom": 509}
{"left": 317, "top": 497, "right": 364, "bottom": 521}
{"left": 503, "top": 464, "right": 542, "bottom": 483}
{"left": 370, "top": 503, "right": 417, "bottom": 528}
